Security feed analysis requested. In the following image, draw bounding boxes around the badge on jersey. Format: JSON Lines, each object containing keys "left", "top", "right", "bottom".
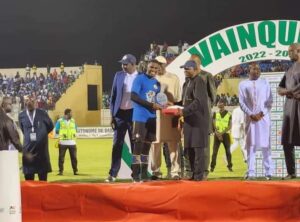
{"left": 146, "top": 91, "right": 155, "bottom": 102}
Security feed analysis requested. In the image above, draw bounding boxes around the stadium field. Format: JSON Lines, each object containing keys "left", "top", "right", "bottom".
{"left": 19, "top": 138, "right": 298, "bottom": 182}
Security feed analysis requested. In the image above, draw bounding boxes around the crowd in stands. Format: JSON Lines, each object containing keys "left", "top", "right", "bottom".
{"left": 218, "top": 60, "right": 293, "bottom": 79}
{"left": 102, "top": 92, "right": 110, "bottom": 109}
{"left": 0, "top": 63, "right": 82, "bottom": 111}
{"left": 213, "top": 60, "right": 293, "bottom": 88}
{"left": 138, "top": 41, "right": 190, "bottom": 72}
{"left": 215, "top": 94, "right": 239, "bottom": 106}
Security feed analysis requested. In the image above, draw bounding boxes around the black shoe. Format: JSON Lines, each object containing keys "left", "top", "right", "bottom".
{"left": 210, "top": 168, "right": 214, "bottom": 172}
{"left": 193, "top": 176, "right": 203, "bottom": 181}
{"left": 227, "top": 167, "right": 233, "bottom": 172}
{"left": 172, "top": 175, "right": 181, "bottom": 180}
{"left": 57, "top": 172, "right": 63, "bottom": 176}
{"left": 151, "top": 175, "right": 160, "bottom": 180}
{"left": 282, "top": 174, "right": 296, "bottom": 180}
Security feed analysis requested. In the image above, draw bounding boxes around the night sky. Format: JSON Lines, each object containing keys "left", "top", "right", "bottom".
{"left": 0, "top": 0, "right": 299, "bottom": 90}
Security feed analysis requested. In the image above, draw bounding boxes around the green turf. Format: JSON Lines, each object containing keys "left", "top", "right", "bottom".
{"left": 18, "top": 137, "right": 242, "bottom": 182}
{"left": 19, "top": 137, "right": 298, "bottom": 182}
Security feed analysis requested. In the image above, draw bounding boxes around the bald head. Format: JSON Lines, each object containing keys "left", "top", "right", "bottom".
{"left": 288, "top": 43, "right": 300, "bottom": 62}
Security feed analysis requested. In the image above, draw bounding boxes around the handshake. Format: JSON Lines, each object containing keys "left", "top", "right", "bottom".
{"left": 152, "top": 101, "right": 174, "bottom": 110}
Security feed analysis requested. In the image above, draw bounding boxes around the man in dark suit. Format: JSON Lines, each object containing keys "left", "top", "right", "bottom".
{"left": 18, "top": 96, "right": 54, "bottom": 181}
{"left": 175, "top": 60, "right": 209, "bottom": 181}
{"left": 105, "top": 54, "right": 138, "bottom": 182}
{"left": 190, "top": 54, "right": 216, "bottom": 179}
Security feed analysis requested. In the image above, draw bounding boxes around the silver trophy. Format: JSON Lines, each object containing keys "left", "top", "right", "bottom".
{"left": 156, "top": 85, "right": 168, "bottom": 106}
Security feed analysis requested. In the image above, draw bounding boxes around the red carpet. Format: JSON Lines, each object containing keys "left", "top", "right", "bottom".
{"left": 21, "top": 180, "right": 300, "bottom": 222}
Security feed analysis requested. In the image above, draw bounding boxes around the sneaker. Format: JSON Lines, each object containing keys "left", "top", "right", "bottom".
{"left": 265, "top": 175, "right": 272, "bottom": 180}
{"left": 132, "top": 178, "right": 141, "bottom": 183}
{"left": 104, "top": 175, "right": 116, "bottom": 183}
{"left": 227, "top": 167, "right": 233, "bottom": 172}
{"left": 74, "top": 171, "right": 79, "bottom": 175}
{"left": 245, "top": 176, "right": 256, "bottom": 180}
{"left": 282, "top": 174, "right": 296, "bottom": 180}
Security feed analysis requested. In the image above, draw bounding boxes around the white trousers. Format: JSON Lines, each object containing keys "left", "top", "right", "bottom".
{"left": 230, "top": 138, "right": 247, "bottom": 161}
{"left": 246, "top": 145, "right": 273, "bottom": 177}
{"left": 150, "top": 142, "right": 180, "bottom": 177}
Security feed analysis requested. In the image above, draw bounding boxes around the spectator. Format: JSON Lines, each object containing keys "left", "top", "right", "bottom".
{"left": 182, "top": 41, "right": 189, "bottom": 51}
{"left": 19, "top": 96, "right": 54, "bottom": 181}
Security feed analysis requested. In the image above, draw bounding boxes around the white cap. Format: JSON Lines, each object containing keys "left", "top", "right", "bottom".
{"left": 155, "top": 56, "right": 167, "bottom": 64}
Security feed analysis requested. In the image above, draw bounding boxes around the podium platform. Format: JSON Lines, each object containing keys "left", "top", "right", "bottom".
{"left": 21, "top": 180, "right": 300, "bottom": 222}
{"left": 155, "top": 110, "right": 181, "bottom": 143}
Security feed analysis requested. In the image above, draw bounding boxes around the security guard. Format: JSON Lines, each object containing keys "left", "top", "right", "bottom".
{"left": 55, "top": 108, "right": 78, "bottom": 175}
{"left": 210, "top": 99, "right": 233, "bottom": 172}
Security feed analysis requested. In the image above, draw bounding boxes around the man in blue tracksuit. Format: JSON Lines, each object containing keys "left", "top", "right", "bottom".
{"left": 131, "top": 59, "right": 162, "bottom": 182}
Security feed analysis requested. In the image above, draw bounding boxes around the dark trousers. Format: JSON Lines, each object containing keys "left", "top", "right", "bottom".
{"left": 183, "top": 148, "right": 192, "bottom": 178}
{"left": 204, "top": 136, "right": 211, "bottom": 174}
{"left": 283, "top": 144, "right": 296, "bottom": 175}
{"left": 131, "top": 142, "right": 151, "bottom": 180}
{"left": 24, "top": 173, "right": 48, "bottom": 181}
{"left": 109, "top": 109, "right": 133, "bottom": 177}
{"left": 187, "top": 147, "right": 205, "bottom": 180}
{"left": 59, "top": 144, "right": 78, "bottom": 173}
{"left": 211, "top": 133, "right": 232, "bottom": 169}
{"left": 184, "top": 136, "right": 210, "bottom": 178}
{"left": 162, "top": 143, "right": 171, "bottom": 169}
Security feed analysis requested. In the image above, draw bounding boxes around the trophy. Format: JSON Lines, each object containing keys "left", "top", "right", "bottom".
{"left": 156, "top": 85, "right": 168, "bottom": 106}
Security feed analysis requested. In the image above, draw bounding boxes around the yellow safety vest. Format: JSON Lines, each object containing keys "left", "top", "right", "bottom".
{"left": 215, "top": 112, "right": 231, "bottom": 133}
{"left": 58, "top": 118, "right": 77, "bottom": 140}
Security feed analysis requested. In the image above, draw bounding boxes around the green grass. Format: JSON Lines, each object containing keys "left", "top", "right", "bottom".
{"left": 19, "top": 137, "right": 298, "bottom": 182}
{"left": 19, "top": 137, "right": 244, "bottom": 182}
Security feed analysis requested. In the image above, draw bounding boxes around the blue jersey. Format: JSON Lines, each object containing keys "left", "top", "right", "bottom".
{"left": 132, "top": 73, "right": 160, "bottom": 122}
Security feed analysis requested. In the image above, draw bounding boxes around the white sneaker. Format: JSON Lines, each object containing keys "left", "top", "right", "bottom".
{"left": 265, "top": 175, "right": 272, "bottom": 181}
{"left": 104, "top": 176, "right": 116, "bottom": 183}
